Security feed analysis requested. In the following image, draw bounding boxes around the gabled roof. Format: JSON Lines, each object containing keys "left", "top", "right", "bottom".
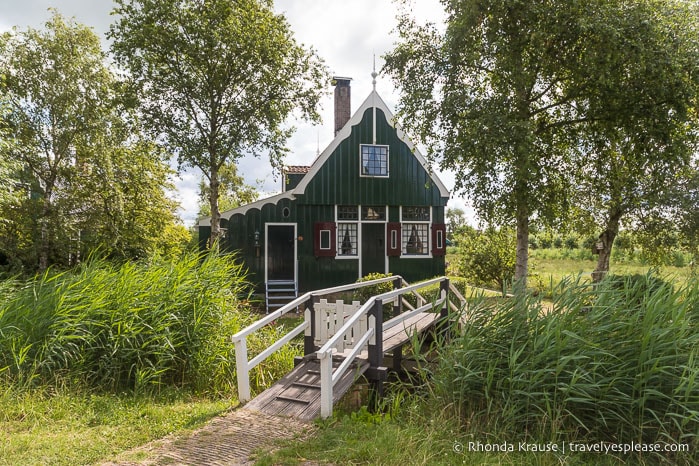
{"left": 198, "top": 89, "right": 450, "bottom": 227}
{"left": 292, "top": 90, "right": 450, "bottom": 198}
{"left": 284, "top": 165, "right": 310, "bottom": 174}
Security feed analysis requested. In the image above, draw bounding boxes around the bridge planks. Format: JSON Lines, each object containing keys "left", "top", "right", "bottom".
{"left": 245, "top": 357, "right": 369, "bottom": 420}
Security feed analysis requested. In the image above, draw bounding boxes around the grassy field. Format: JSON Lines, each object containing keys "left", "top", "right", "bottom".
{"left": 1, "top": 252, "right": 695, "bottom": 465}
{"left": 0, "top": 252, "right": 296, "bottom": 465}
{"left": 0, "top": 387, "right": 232, "bottom": 466}
{"left": 524, "top": 249, "right": 694, "bottom": 300}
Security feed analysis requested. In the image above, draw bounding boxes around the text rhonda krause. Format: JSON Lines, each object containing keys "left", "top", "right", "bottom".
{"left": 466, "top": 441, "right": 690, "bottom": 454}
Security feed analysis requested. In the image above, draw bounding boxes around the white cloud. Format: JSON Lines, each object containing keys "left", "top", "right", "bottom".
{"left": 1, "top": 0, "right": 477, "bottom": 226}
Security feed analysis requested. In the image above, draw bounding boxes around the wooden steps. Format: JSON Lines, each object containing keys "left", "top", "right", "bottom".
{"left": 265, "top": 280, "right": 298, "bottom": 311}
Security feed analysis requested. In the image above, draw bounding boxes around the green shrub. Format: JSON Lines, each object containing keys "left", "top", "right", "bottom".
{"left": 0, "top": 251, "right": 294, "bottom": 396}
{"left": 434, "top": 274, "right": 698, "bottom": 463}
{"left": 454, "top": 227, "right": 515, "bottom": 290}
{"left": 353, "top": 273, "right": 398, "bottom": 319}
{"left": 564, "top": 236, "right": 579, "bottom": 249}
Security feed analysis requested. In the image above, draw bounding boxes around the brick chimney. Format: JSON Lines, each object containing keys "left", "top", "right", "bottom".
{"left": 332, "top": 77, "right": 352, "bottom": 136}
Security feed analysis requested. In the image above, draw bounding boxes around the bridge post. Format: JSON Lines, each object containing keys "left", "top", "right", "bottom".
{"left": 367, "top": 298, "right": 387, "bottom": 410}
{"left": 233, "top": 337, "right": 251, "bottom": 402}
{"left": 438, "top": 278, "right": 452, "bottom": 342}
{"left": 392, "top": 277, "right": 402, "bottom": 318}
{"left": 440, "top": 278, "right": 450, "bottom": 319}
{"left": 304, "top": 297, "right": 316, "bottom": 356}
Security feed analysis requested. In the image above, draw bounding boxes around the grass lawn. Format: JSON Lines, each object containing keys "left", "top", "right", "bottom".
{"left": 0, "top": 386, "right": 233, "bottom": 466}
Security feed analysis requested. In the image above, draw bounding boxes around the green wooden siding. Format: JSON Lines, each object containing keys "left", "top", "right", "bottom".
{"left": 211, "top": 104, "right": 448, "bottom": 293}
{"left": 297, "top": 108, "right": 446, "bottom": 207}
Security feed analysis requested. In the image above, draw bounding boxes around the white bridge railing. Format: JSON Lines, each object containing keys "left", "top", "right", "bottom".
{"left": 316, "top": 276, "right": 449, "bottom": 418}
{"left": 232, "top": 275, "right": 453, "bottom": 419}
{"left": 231, "top": 275, "right": 400, "bottom": 402}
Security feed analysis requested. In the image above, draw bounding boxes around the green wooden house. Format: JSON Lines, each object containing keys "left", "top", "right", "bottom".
{"left": 198, "top": 77, "right": 450, "bottom": 308}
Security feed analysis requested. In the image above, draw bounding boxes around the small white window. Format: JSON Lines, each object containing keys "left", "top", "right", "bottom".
{"left": 337, "top": 223, "right": 358, "bottom": 256}
{"left": 360, "top": 144, "right": 389, "bottom": 177}
{"left": 403, "top": 224, "right": 429, "bottom": 255}
{"left": 401, "top": 206, "right": 431, "bottom": 256}
{"left": 391, "top": 229, "right": 398, "bottom": 250}
{"left": 436, "top": 230, "right": 444, "bottom": 250}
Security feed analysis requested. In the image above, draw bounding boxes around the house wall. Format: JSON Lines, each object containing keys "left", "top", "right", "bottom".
{"left": 216, "top": 105, "right": 448, "bottom": 293}
{"left": 298, "top": 108, "right": 446, "bottom": 207}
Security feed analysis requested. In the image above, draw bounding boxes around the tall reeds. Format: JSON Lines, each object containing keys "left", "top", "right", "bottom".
{"left": 0, "top": 251, "right": 293, "bottom": 395}
{"left": 435, "top": 273, "right": 698, "bottom": 462}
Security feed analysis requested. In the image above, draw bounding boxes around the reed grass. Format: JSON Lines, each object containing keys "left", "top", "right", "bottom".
{"left": 435, "top": 272, "right": 698, "bottom": 463}
{"left": 0, "top": 251, "right": 296, "bottom": 396}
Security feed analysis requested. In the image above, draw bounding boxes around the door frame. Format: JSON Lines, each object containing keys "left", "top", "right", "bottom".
{"left": 265, "top": 223, "right": 297, "bottom": 284}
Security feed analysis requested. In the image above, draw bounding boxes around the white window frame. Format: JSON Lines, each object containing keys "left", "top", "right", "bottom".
{"left": 337, "top": 222, "right": 358, "bottom": 257}
{"left": 400, "top": 206, "right": 432, "bottom": 258}
{"left": 359, "top": 144, "right": 390, "bottom": 178}
{"left": 335, "top": 205, "right": 359, "bottom": 259}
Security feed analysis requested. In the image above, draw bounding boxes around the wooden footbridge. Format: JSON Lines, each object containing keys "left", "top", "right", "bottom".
{"left": 232, "top": 276, "right": 466, "bottom": 419}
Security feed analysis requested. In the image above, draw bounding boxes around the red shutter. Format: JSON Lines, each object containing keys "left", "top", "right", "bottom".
{"left": 314, "top": 222, "right": 336, "bottom": 257}
{"left": 386, "top": 222, "right": 401, "bottom": 256}
{"left": 431, "top": 223, "right": 446, "bottom": 256}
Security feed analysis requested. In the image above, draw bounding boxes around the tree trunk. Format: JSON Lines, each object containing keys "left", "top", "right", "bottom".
{"left": 514, "top": 203, "right": 529, "bottom": 291}
{"left": 38, "top": 192, "right": 52, "bottom": 271}
{"left": 592, "top": 207, "right": 623, "bottom": 282}
{"left": 208, "top": 166, "right": 221, "bottom": 249}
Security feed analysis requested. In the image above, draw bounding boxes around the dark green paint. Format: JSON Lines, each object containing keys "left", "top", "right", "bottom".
{"left": 207, "top": 105, "right": 448, "bottom": 292}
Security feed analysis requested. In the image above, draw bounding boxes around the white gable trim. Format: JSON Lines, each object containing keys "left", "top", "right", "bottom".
{"left": 197, "top": 191, "right": 294, "bottom": 227}
{"left": 292, "top": 90, "right": 450, "bottom": 199}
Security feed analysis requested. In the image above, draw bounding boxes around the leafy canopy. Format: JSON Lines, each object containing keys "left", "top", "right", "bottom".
{"left": 109, "top": 0, "right": 328, "bottom": 244}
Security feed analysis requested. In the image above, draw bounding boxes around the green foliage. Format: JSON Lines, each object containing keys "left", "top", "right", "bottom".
{"left": 109, "top": 0, "right": 328, "bottom": 244}
{"left": 353, "top": 273, "right": 398, "bottom": 319}
{"left": 0, "top": 12, "right": 182, "bottom": 272}
{"left": 0, "top": 251, "right": 292, "bottom": 396}
{"left": 352, "top": 273, "right": 396, "bottom": 302}
{"left": 434, "top": 274, "right": 699, "bottom": 463}
{"left": 197, "top": 162, "right": 260, "bottom": 219}
{"left": 454, "top": 227, "right": 516, "bottom": 290}
{"left": 385, "top": 0, "right": 699, "bottom": 283}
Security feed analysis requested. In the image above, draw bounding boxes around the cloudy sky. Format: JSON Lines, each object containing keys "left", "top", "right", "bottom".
{"left": 0, "top": 0, "right": 475, "bottom": 226}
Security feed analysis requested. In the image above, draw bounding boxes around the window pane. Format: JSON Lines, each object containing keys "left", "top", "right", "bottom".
{"left": 337, "top": 223, "right": 358, "bottom": 256}
{"left": 361, "top": 206, "right": 386, "bottom": 221}
{"left": 361, "top": 145, "right": 388, "bottom": 176}
{"left": 402, "top": 223, "right": 428, "bottom": 255}
{"left": 402, "top": 206, "right": 430, "bottom": 221}
{"left": 338, "top": 205, "right": 358, "bottom": 220}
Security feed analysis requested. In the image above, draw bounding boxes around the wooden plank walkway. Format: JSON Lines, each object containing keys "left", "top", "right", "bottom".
{"left": 382, "top": 309, "right": 440, "bottom": 353}
{"left": 245, "top": 357, "right": 369, "bottom": 420}
{"left": 244, "top": 310, "right": 442, "bottom": 420}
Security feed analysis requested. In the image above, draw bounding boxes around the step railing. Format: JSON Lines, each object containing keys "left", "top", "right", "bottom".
{"left": 317, "top": 276, "right": 450, "bottom": 418}
{"left": 232, "top": 275, "right": 401, "bottom": 402}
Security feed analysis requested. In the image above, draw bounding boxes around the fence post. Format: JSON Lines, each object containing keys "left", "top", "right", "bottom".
{"left": 367, "top": 298, "right": 385, "bottom": 410}
{"left": 304, "top": 297, "right": 316, "bottom": 356}
{"left": 233, "top": 337, "right": 251, "bottom": 402}
{"left": 440, "top": 278, "right": 450, "bottom": 320}
{"left": 392, "top": 277, "right": 402, "bottom": 318}
{"left": 438, "top": 278, "right": 451, "bottom": 342}
{"left": 319, "top": 351, "right": 333, "bottom": 418}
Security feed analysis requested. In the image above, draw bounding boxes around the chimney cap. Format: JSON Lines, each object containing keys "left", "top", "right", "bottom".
{"left": 331, "top": 76, "right": 352, "bottom": 86}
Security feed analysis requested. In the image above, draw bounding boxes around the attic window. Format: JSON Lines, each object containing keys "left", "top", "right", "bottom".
{"left": 360, "top": 144, "right": 389, "bottom": 177}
